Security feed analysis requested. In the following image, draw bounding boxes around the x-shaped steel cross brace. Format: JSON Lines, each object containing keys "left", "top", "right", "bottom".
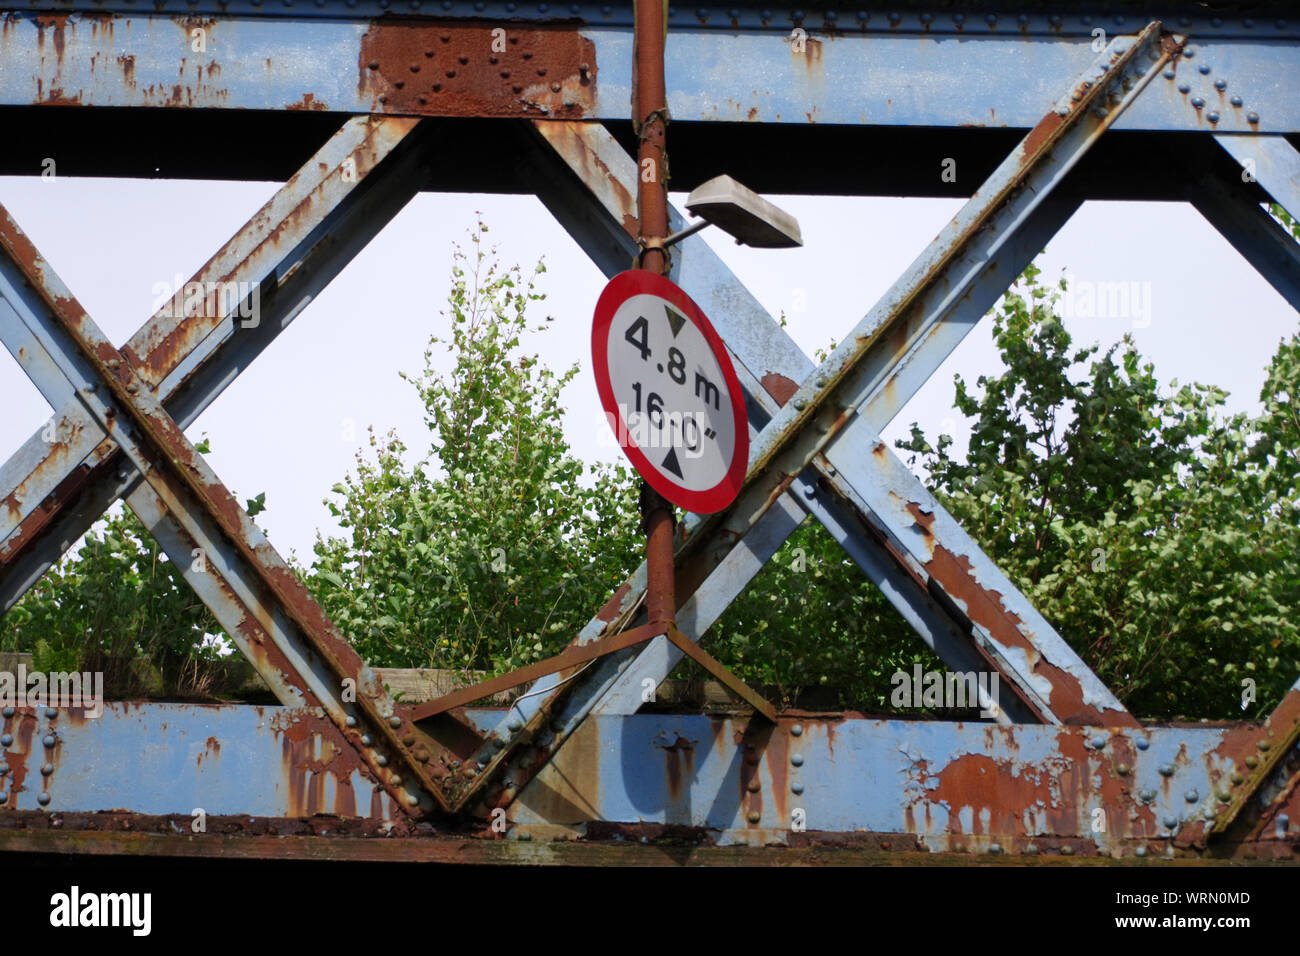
{"left": 432, "top": 23, "right": 1183, "bottom": 816}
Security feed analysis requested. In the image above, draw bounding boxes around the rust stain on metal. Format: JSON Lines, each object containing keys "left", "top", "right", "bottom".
{"left": 359, "top": 23, "right": 595, "bottom": 118}
{"left": 197, "top": 735, "right": 221, "bottom": 770}
{"left": 760, "top": 372, "right": 798, "bottom": 408}
{"left": 287, "top": 92, "right": 328, "bottom": 111}
{"left": 905, "top": 502, "right": 1135, "bottom": 727}
{"left": 595, "top": 580, "right": 632, "bottom": 623}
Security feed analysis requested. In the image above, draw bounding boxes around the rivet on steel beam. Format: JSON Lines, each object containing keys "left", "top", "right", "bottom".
{"left": 361, "top": 735, "right": 372, "bottom": 746}
{"left": 1139, "top": 789, "right": 1156, "bottom": 802}
{"left": 376, "top": 755, "right": 388, "bottom": 767}
{"left": 1135, "top": 738, "right": 1149, "bottom": 750}
{"left": 1135, "top": 846, "right": 1146, "bottom": 858}
{"left": 1217, "top": 790, "right": 1232, "bottom": 803}
{"left": 507, "top": 719, "right": 522, "bottom": 732}
{"left": 1245, "top": 754, "right": 1259, "bottom": 768}
{"left": 854, "top": 10, "right": 866, "bottom": 22}
{"left": 1183, "top": 47, "right": 1195, "bottom": 58}
{"left": 886, "top": 11, "right": 899, "bottom": 24}
{"left": 345, "top": 715, "right": 357, "bottom": 727}
{"left": 1211, "top": 17, "right": 1222, "bottom": 27}
{"left": 1184, "top": 789, "right": 1199, "bottom": 803}
{"left": 1163, "top": 816, "right": 1178, "bottom": 829}
{"left": 1191, "top": 97, "right": 1205, "bottom": 109}
{"left": 984, "top": 13, "right": 995, "bottom": 25}
{"left": 1257, "top": 739, "right": 1272, "bottom": 751}
{"left": 406, "top": 793, "right": 420, "bottom": 806}
{"left": 791, "top": 782, "right": 804, "bottom": 795}
{"left": 791, "top": 723, "right": 804, "bottom": 736}
{"left": 1208, "top": 112, "right": 1221, "bottom": 124}
{"left": 41, "top": 763, "right": 54, "bottom": 776}
{"left": 38, "top": 792, "right": 50, "bottom": 805}
{"left": 1090, "top": 734, "right": 1106, "bottom": 749}
{"left": 45, "top": 707, "right": 57, "bottom": 719}
{"left": 1, "top": 706, "right": 13, "bottom": 718}
{"left": 791, "top": 754, "right": 804, "bottom": 767}
{"left": 389, "top": 716, "right": 402, "bottom": 729}
{"left": 1230, "top": 96, "right": 1243, "bottom": 107}
{"left": 1177, "top": 16, "right": 1189, "bottom": 26}
{"left": 0, "top": 735, "right": 11, "bottom": 747}
{"left": 1198, "top": 64, "right": 1211, "bottom": 76}
{"left": 747, "top": 780, "right": 761, "bottom": 793}
{"left": 494, "top": 737, "right": 507, "bottom": 750}
{"left": 1158, "top": 763, "right": 1174, "bottom": 776}
{"left": 747, "top": 811, "right": 761, "bottom": 824}
{"left": 391, "top": 775, "right": 402, "bottom": 786}
{"left": 1214, "top": 79, "right": 1227, "bottom": 90}
{"left": 989, "top": 843, "right": 1002, "bottom": 854}
{"left": 919, "top": 12, "right": 931, "bottom": 24}
{"left": 1060, "top": 845, "right": 1074, "bottom": 856}
{"left": 1248, "top": 112, "right": 1260, "bottom": 124}
{"left": 0, "top": 765, "right": 7, "bottom": 775}
{"left": 43, "top": 735, "right": 55, "bottom": 748}
{"left": 1115, "top": 763, "right": 1130, "bottom": 776}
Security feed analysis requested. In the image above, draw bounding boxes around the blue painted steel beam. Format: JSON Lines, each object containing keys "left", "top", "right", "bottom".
{"left": 1188, "top": 149, "right": 1300, "bottom": 315}
{"left": 0, "top": 701, "right": 1259, "bottom": 854}
{"left": 7, "top": 2, "right": 1299, "bottom": 39}
{"left": 1, "top": 11, "right": 1297, "bottom": 132}
{"left": 1215, "top": 133, "right": 1300, "bottom": 223}
{"left": 0, "top": 116, "right": 431, "bottom": 613}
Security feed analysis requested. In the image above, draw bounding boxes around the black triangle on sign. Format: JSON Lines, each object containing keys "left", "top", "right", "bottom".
{"left": 661, "top": 447, "right": 684, "bottom": 479}
{"left": 664, "top": 304, "right": 687, "bottom": 338}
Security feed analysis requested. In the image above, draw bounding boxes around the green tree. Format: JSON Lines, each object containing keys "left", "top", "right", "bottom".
{"left": 0, "top": 495, "right": 231, "bottom": 694}
{"left": 897, "top": 264, "right": 1300, "bottom": 719}
{"left": 308, "top": 225, "right": 643, "bottom": 675}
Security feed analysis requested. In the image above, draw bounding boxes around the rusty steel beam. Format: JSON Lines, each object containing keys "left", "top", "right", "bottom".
{"left": 0, "top": 115, "right": 431, "bottom": 613}
{"left": 1175, "top": 677, "right": 1300, "bottom": 849}
{"left": 2, "top": 702, "right": 1295, "bottom": 861}
{"left": 0, "top": 207, "right": 462, "bottom": 814}
{"left": 410, "top": 623, "right": 664, "bottom": 721}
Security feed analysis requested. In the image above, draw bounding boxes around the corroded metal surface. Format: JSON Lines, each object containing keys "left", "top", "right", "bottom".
{"left": 0, "top": 704, "right": 1295, "bottom": 862}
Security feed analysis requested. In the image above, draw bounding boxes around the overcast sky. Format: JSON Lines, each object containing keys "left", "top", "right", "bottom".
{"left": 0, "top": 175, "right": 1294, "bottom": 570}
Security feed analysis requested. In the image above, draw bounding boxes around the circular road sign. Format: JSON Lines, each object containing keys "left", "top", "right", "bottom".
{"left": 592, "top": 270, "right": 748, "bottom": 514}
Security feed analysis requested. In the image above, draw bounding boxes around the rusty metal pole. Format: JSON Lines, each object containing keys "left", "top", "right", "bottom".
{"left": 633, "top": 0, "right": 676, "bottom": 629}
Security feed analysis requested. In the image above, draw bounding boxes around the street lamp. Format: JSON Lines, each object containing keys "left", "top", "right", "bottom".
{"left": 664, "top": 174, "right": 804, "bottom": 249}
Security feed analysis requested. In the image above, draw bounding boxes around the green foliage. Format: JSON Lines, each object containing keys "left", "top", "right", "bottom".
{"left": 308, "top": 224, "right": 643, "bottom": 675}
{"left": 897, "top": 264, "right": 1300, "bottom": 719}
{"left": 1, "top": 499, "right": 230, "bottom": 692}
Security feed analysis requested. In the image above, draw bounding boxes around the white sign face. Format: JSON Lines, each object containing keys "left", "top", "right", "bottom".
{"left": 606, "top": 293, "right": 736, "bottom": 492}
{"left": 592, "top": 272, "right": 748, "bottom": 513}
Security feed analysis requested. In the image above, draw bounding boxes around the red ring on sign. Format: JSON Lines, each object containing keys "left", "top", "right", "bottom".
{"left": 592, "top": 270, "right": 749, "bottom": 514}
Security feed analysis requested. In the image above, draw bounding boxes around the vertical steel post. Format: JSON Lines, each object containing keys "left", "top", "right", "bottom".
{"left": 634, "top": 0, "right": 676, "bottom": 630}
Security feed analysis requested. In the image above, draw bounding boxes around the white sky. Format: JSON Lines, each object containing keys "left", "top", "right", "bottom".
{"left": 0, "top": 175, "right": 1295, "bottom": 569}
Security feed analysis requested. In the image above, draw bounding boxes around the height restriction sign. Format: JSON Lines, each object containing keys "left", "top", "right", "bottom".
{"left": 592, "top": 270, "right": 749, "bottom": 514}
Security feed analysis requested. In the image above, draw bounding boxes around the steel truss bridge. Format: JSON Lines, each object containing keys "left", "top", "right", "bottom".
{"left": 0, "top": 0, "right": 1297, "bottom": 865}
